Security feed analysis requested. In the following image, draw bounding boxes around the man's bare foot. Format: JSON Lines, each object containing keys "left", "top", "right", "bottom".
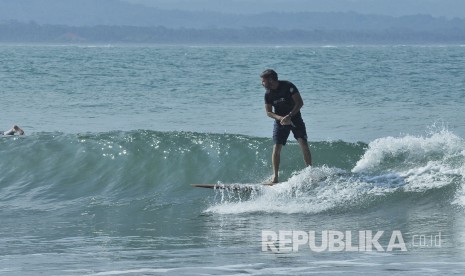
{"left": 264, "top": 176, "right": 279, "bottom": 185}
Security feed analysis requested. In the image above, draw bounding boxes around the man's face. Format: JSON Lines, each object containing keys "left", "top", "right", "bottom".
{"left": 261, "top": 77, "right": 273, "bottom": 90}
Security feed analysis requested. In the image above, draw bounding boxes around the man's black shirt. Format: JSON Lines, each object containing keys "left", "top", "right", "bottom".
{"left": 264, "top": 80, "right": 301, "bottom": 118}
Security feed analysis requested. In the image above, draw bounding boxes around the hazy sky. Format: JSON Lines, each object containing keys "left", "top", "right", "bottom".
{"left": 125, "top": 0, "right": 465, "bottom": 18}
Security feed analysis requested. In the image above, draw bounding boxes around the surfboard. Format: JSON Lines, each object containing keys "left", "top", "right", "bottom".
{"left": 0, "top": 134, "right": 25, "bottom": 138}
{"left": 191, "top": 183, "right": 275, "bottom": 191}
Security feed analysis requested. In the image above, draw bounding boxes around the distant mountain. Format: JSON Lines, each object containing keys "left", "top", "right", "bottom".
{"left": 1, "top": 0, "right": 465, "bottom": 33}
{"left": 125, "top": 0, "right": 465, "bottom": 19}
{"left": 0, "top": 0, "right": 165, "bottom": 26}
{"left": 2, "top": 21, "right": 465, "bottom": 44}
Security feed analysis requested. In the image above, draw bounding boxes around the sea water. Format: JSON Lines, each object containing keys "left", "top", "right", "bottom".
{"left": 0, "top": 44, "right": 465, "bottom": 275}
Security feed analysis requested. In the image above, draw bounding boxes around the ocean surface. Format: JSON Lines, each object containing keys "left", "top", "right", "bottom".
{"left": 1, "top": 44, "right": 465, "bottom": 275}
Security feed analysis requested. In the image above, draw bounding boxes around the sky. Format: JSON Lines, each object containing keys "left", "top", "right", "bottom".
{"left": 124, "top": 0, "right": 465, "bottom": 18}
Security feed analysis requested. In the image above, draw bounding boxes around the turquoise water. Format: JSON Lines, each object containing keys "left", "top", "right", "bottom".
{"left": 1, "top": 45, "right": 465, "bottom": 275}
{"left": 2, "top": 45, "right": 464, "bottom": 141}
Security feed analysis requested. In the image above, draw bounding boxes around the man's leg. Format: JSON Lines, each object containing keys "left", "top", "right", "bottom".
{"left": 271, "top": 144, "right": 283, "bottom": 183}
{"left": 297, "top": 138, "right": 312, "bottom": 167}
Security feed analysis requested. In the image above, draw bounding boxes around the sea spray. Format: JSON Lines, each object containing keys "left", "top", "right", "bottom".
{"left": 207, "top": 130, "right": 465, "bottom": 214}
{"left": 1, "top": 129, "right": 463, "bottom": 215}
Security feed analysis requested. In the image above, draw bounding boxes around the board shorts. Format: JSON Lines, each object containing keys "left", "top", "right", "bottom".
{"left": 273, "top": 116, "right": 308, "bottom": 145}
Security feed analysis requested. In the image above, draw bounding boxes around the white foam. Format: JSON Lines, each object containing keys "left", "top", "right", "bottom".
{"left": 207, "top": 129, "right": 465, "bottom": 214}
{"left": 352, "top": 129, "right": 464, "bottom": 173}
{"left": 206, "top": 166, "right": 395, "bottom": 214}
{"left": 352, "top": 130, "right": 465, "bottom": 194}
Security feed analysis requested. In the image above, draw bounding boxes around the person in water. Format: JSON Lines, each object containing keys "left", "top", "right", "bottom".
{"left": 261, "top": 69, "right": 312, "bottom": 183}
{"left": 2, "top": 125, "right": 24, "bottom": 135}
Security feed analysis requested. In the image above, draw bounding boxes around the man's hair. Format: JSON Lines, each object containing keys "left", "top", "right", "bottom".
{"left": 260, "top": 69, "right": 278, "bottom": 81}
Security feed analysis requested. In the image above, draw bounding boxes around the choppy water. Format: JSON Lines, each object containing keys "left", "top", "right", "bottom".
{"left": 1, "top": 44, "right": 465, "bottom": 275}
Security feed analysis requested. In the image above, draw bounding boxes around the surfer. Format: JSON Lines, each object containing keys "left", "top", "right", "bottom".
{"left": 1, "top": 125, "right": 25, "bottom": 135}
{"left": 261, "top": 69, "right": 312, "bottom": 183}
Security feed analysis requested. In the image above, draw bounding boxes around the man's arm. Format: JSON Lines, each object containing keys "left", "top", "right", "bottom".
{"left": 4, "top": 125, "right": 25, "bottom": 135}
{"left": 280, "top": 92, "right": 304, "bottom": 125}
{"left": 289, "top": 92, "right": 304, "bottom": 116}
{"left": 265, "top": 104, "right": 284, "bottom": 121}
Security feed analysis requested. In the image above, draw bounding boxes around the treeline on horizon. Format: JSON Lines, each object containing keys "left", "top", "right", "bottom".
{"left": 1, "top": 21, "right": 465, "bottom": 44}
